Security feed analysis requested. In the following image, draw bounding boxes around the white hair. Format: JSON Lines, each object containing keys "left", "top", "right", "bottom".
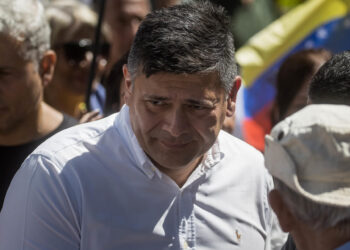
{"left": 0, "top": 0, "right": 50, "bottom": 67}
{"left": 45, "top": 0, "right": 98, "bottom": 46}
{"left": 274, "top": 178, "right": 350, "bottom": 236}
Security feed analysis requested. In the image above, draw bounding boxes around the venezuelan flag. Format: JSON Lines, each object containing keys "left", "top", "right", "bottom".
{"left": 235, "top": 0, "right": 350, "bottom": 151}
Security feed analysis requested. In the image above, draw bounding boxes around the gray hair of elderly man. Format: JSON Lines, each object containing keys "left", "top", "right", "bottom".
{"left": 0, "top": 0, "right": 50, "bottom": 69}
{"left": 273, "top": 178, "right": 350, "bottom": 236}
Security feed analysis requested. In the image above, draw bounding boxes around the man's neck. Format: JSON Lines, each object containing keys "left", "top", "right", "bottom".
{"left": 153, "top": 156, "right": 204, "bottom": 188}
{"left": 44, "top": 84, "right": 85, "bottom": 118}
{"left": 0, "top": 102, "right": 63, "bottom": 146}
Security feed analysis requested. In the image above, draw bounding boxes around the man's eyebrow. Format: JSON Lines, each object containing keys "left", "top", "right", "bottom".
{"left": 185, "top": 98, "right": 218, "bottom": 106}
{"left": 144, "top": 95, "right": 169, "bottom": 101}
{"left": 143, "top": 95, "right": 218, "bottom": 105}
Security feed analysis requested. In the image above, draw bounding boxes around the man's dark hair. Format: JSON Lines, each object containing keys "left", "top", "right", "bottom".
{"left": 127, "top": 1, "right": 237, "bottom": 93}
{"left": 309, "top": 51, "right": 350, "bottom": 105}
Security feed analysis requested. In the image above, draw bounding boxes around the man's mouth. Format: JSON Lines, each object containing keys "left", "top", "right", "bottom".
{"left": 159, "top": 140, "right": 191, "bottom": 149}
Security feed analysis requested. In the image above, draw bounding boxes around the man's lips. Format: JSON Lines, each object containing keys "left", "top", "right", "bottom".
{"left": 159, "top": 140, "right": 191, "bottom": 149}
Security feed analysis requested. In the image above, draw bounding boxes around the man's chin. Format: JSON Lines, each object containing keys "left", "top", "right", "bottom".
{"left": 150, "top": 152, "right": 201, "bottom": 169}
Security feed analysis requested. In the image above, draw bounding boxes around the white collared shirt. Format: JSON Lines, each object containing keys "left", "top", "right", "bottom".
{"left": 0, "top": 105, "right": 274, "bottom": 250}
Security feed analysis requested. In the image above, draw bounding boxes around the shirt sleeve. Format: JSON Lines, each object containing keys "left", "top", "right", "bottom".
{"left": 0, "top": 154, "right": 80, "bottom": 250}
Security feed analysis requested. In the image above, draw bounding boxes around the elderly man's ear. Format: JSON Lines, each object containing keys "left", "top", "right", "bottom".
{"left": 226, "top": 76, "right": 241, "bottom": 117}
{"left": 268, "top": 189, "right": 297, "bottom": 232}
{"left": 40, "top": 50, "right": 56, "bottom": 87}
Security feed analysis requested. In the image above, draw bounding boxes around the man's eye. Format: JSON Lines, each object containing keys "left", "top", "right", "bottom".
{"left": 187, "top": 104, "right": 210, "bottom": 110}
{"left": 190, "top": 105, "right": 204, "bottom": 110}
{"left": 148, "top": 100, "right": 165, "bottom": 106}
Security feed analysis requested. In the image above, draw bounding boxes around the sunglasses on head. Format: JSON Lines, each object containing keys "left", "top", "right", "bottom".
{"left": 56, "top": 39, "right": 110, "bottom": 63}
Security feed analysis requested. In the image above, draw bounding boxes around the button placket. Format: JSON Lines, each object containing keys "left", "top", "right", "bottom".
{"left": 178, "top": 189, "right": 196, "bottom": 250}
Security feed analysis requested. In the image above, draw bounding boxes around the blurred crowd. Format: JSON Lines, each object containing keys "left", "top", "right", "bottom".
{"left": 1, "top": 0, "right": 350, "bottom": 250}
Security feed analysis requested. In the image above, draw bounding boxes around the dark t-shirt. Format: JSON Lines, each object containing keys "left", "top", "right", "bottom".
{"left": 282, "top": 234, "right": 297, "bottom": 250}
{"left": 0, "top": 114, "right": 77, "bottom": 208}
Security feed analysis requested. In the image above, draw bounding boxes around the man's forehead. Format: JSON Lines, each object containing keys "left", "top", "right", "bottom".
{"left": 133, "top": 71, "right": 224, "bottom": 94}
{"left": 0, "top": 33, "right": 20, "bottom": 46}
{"left": 109, "top": 0, "right": 150, "bottom": 15}
{"left": 0, "top": 33, "right": 25, "bottom": 63}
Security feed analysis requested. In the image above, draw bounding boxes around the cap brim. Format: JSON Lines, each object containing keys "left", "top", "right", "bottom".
{"left": 265, "top": 135, "right": 350, "bottom": 207}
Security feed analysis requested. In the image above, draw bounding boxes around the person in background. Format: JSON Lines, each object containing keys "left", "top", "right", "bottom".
{"left": 104, "top": 0, "right": 151, "bottom": 66}
{"left": 0, "top": 0, "right": 77, "bottom": 209}
{"left": 280, "top": 50, "right": 350, "bottom": 250}
{"left": 151, "top": 0, "right": 181, "bottom": 8}
{"left": 271, "top": 48, "right": 331, "bottom": 126}
{"left": 0, "top": 2, "right": 281, "bottom": 249}
{"left": 103, "top": 52, "right": 128, "bottom": 115}
{"left": 45, "top": 0, "right": 110, "bottom": 118}
{"left": 265, "top": 104, "right": 350, "bottom": 250}
{"left": 309, "top": 51, "right": 350, "bottom": 106}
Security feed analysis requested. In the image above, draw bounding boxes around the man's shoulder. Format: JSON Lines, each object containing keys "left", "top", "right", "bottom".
{"left": 39, "top": 113, "right": 78, "bottom": 143}
{"left": 34, "top": 114, "right": 117, "bottom": 159}
{"left": 60, "top": 113, "right": 79, "bottom": 129}
{"left": 218, "top": 130, "right": 264, "bottom": 160}
{"left": 217, "top": 130, "right": 269, "bottom": 183}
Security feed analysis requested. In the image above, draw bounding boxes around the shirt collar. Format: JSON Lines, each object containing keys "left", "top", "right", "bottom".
{"left": 202, "top": 137, "right": 221, "bottom": 170}
{"left": 114, "top": 105, "right": 223, "bottom": 180}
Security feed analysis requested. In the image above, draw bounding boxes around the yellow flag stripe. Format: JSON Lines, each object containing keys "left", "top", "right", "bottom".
{"left": 236, "top": 0, "right": 347, "bottom": 87}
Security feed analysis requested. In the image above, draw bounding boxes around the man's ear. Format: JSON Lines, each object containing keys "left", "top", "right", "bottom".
{"left": 226, "top": 76, "right": 241, "bottom": 117}
{"left": 268, "top": 190, "right": 296, "bottom": 233}
{"left": 122, "top": 64, "right": 133, "bottom": 105}
{"left": 40, "top": 50, "right": 56, "bottom": 88}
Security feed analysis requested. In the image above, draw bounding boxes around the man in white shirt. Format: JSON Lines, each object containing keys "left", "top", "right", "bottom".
{"left": 0, "top": 1, "right": 276, "bottom": 249}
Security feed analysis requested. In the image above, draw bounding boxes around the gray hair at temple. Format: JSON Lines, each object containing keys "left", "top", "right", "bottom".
{"left": 127, "top": 0, "right": 237, "bottom": 94}
{"left": 0, "top": 0, "right": 50, "bottom": 68}
{"left": 273, "top": 178, "right": 350, "bottom": 236}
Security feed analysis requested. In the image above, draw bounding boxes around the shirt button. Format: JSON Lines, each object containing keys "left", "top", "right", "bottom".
{"left": 183, "top": 240, "right": 189, "bottom": 249}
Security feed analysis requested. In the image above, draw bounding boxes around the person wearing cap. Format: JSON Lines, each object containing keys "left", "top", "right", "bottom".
{"left": 279, "top": 50, "right": 350, "bottom": 250}
{"left": 0, "top": 2, "right": 281, "bottom": 249}
{"left": 265, "top": 104, "right": 350, "bottom": 250}
{"left": 0, "top": 0, "right": 77, "bottom": 209}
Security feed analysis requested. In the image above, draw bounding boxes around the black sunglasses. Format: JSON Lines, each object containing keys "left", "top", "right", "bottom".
{"left": 56, "top": 39, "right": 110, "bottom": 63}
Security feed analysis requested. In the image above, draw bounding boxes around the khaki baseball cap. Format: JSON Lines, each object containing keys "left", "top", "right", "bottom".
{"left": 265, "top": 104, "right": 350, "bottom": 207}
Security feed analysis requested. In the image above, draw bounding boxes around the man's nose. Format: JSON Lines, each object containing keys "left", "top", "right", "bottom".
{"left": 163, "top": 108, "right": 189, "bottom": 137}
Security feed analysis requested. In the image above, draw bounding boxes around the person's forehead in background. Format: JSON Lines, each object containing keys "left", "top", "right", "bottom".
{"left": 105, "top": 0, "right": 150, "bottom": 26}
{"left": 105, "top": 0, "right": 151, "bottom": 65}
